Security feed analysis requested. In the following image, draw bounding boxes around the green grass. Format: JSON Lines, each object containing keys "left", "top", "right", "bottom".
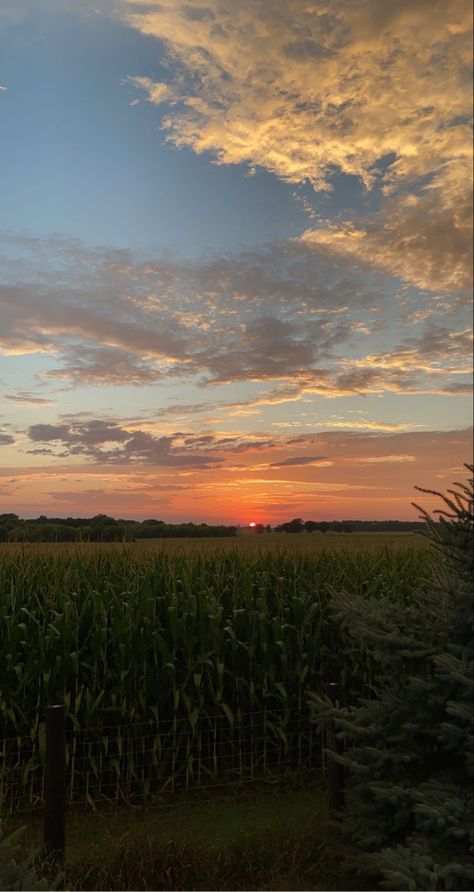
{"left": 9, "top": 786, "right": 366, "bottom": 891}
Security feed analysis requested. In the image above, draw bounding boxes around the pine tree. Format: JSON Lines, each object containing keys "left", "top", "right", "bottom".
{"left": 310, "top": 466, "right": 473, "bottom": 891}
{"left": 0, "top": 823, "right": 49, "bottom": 891}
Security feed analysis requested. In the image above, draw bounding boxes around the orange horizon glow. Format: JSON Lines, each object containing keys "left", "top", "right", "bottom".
{"left": 0, "top": 428, "right": 471, "bottom": 524}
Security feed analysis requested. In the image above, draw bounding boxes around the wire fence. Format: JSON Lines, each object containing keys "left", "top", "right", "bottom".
{"left": 1, "top": 706, "right": 322, "bottom": 814}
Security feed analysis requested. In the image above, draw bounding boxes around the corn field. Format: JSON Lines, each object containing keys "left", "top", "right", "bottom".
{"left": 0, "top": 541, "right": 431, "bottom": 809}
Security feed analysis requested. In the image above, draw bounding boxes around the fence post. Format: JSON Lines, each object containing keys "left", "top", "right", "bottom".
{"left": 324, "top": 682, "right": 345, "bottom": 812}
{"left": 44, "top": 704, "right": 66, "bottom": 863}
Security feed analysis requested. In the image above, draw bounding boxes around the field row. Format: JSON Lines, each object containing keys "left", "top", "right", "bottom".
{"left": 0, "top": 542, "right": 432, "bottom": 809}
{"left": 0, "top": 543, "right": 431, "bottom": 733}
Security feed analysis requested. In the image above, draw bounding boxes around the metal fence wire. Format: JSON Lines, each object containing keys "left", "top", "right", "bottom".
{"left": 1, "top": 706, "right": 322, "bottom": 813}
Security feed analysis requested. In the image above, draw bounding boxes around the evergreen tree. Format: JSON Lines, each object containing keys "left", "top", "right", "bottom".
{"left": 0, "top": 823, "right": 49, "bottom": 891}
{"left": 310, "top": 466, "right": 473, "bottom": 890}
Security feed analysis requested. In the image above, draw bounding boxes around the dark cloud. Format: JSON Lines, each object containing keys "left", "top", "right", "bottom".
{"left": 45, "top": 346, "right": 170, "bottom": 387}
{"left": 24, "top": 416, "right": 284, "bottom": 465}
{"left": 26, "top": 419, "right": 221, "bottom": 467}
{"left": 29, "top": 423, "right": 83, "bottom": 442}
{"left": 439, "top": 382, "right": 473, "bottom": 395}
{"left": 270, "top": 455, "right": 329, "bottom": 468}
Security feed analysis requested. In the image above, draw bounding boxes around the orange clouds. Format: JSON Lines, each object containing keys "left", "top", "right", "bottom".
{"left": 125, "top": 0, "right": 473, "bottom": 292}
{"left": 301, "top": 190, "right": 473, "bottom": 293}
{"left": 124, "top": 0, "right": 471, "bottom": 186}
{"left": 1, "top": 425, "right": 471, "bottom": 523}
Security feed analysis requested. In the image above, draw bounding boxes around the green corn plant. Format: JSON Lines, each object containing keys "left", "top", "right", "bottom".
{"left": 0, "top": 540, "right": 431, "bottom": 808}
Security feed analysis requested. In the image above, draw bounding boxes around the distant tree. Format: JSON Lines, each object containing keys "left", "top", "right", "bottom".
{"left": 278, "top": 518, "right": 305, "bottom": 534}
{"left": 8, "top": 526, "right": 28, "bottom": 542}
{"left": 0, "top": 514, "right": 20, "bottom": 529}
{"left": 88, "top": 515, "right": 123, "bottom": 542}
{"left": 90, "top": 514, "right": 117, "bottom": 527}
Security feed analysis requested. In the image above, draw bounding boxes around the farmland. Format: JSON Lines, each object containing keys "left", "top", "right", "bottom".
{"left": 1, "top": 530, "right": 457, "bottom": 890}
{"left": 1, "top": 528, "right": 430, "bottom": 555}
{"left": 0, "top": 534, "right": 431, "bottom": 812}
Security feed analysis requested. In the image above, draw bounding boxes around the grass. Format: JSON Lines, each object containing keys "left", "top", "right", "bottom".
{"left": 9, "top": 785, "right": 365, "bottom": 891}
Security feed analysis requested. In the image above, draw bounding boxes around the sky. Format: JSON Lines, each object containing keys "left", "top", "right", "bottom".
{"left": 0, "top": 0, "right": 472, "bottom": 524}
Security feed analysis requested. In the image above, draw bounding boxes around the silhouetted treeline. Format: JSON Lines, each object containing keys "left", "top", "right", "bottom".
{"left": 274, "top": 517, "right": 427, "bottom": 534}
{"left": 0, "top": 513, "right": 429, "bottom": 542}
{"left": 0, "top": 513, "right": 237, "bottom": 542}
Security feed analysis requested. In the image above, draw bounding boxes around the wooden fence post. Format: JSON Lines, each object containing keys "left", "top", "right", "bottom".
{"left": 44, "top": 704, "right": 66, "bottom": 863}
{"left": 324, "top": 682, "right": 345, "bottom": 812}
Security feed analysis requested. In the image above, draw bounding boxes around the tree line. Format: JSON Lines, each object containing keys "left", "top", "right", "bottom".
{"left": 0, "top": 514, "right": 237, "bottom": 542}
{"left": 272, "top": 518, "right": 427, "bottom": 534}
{"left": 0, "top": 513, "right": 428, "bottom": 542}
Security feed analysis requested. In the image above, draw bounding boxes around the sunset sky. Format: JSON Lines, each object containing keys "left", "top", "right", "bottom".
{"left": 0, "top": 0, "right": 472, "bottom": 524}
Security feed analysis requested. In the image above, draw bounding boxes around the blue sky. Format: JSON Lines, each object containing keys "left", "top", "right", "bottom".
{"left": 0, "top": 8, "right": 316, "bottom": 253}
{"left": 0, "top": 0, "right": 472, "bottom": 522}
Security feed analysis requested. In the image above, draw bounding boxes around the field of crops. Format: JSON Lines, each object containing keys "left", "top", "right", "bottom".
{"left": 0, "top": 537, "right": 432, "bottom": 809}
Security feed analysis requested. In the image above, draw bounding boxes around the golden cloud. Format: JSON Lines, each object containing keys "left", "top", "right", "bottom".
{"left": 124, "top": 0, "right": 473, "bottom": 291}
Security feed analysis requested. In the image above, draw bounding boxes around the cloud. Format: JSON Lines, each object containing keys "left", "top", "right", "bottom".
{"left": 301, "top": 189, "right": 473, "bottom": 292}
{"left": 356, "top": 454, "right": 416, "bottom": 464}
{"left": 0, "top": 236, "right": 364, "bottom": 392}
{"left": 47, "top": 485, "right": 187, "bottom": 509}
{"left": 45, "top": 345, "right": 170, "bottom": 387}
{"left": 26, "top": 418, "right": 221, "bottom": 467}
{"left": 274, "top": 419, "right": 418, "bottom": 432}
{"left": 354, "top": 326, "right": 473, "bottom": 375}
{"left": 123, "top": 0, "right": 472, "bottom": 187}
{"left": 24, "top": 414, "right": 472, "bottom": 473}
{"left": 5, "top": 392, "right": 56, "bottom": 406}
{"left": 123, "top": 0, "right": 472, "bottom": 292}
{"left": 1, "top": 235, "right": 470, "bottom": 399}
{"left": 2, "top": 425, "right": 472, "bottom": 521}
{"left": 124, "top": 76, "right": 173, "bottom": 105}
{"left": 440, "top": 381, "right": 473, "bottom": 396}
{"left": 270, "top": 455, "right": 329, "bottom": 468}
{"left": 0, "top": 433, "right": 15, "bottom": 446}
